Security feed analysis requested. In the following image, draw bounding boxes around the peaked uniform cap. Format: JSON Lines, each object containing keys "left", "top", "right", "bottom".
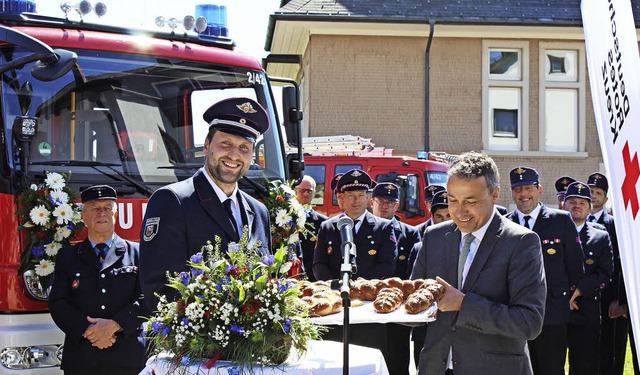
{"left": 81, "top": 185, "right": 117, "bottom": 203}
{"left": 424, "top": 184, "right": 446, "bottom": 202}
{"left": 555, "top": 176, "right": 576, "bottom": 197}
{"left": 510, "top": 166, "right": 540, "bottom": 188}
{"left": 565, "top": 181, "right": 591, "bottom": 201}
{"left": 587, "top": 172, "right": 609, "bottom": 193}
{"left": 203, "top": 97, "right": 270, "bottom": 142}
{"left": 330, "top": 173, "right": 344, "bottom": 192}
{"left": 431, "top": 190, "right": 449, "bottom": 210}
{"left": 337, "top": 169, "right": 374, "bottom": 192}
{"left": 372, "top": 182, "right": 400, "bottom": 201}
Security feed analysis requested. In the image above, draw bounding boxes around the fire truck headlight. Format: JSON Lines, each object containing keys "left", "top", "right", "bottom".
{"left": 23, "top": 270, "right": 51, "bottom": 301}
{"left": 94, "top": 1, "right": 107, "bottom": 17}
{"left": 183, "top": 15, "right": 195, "bottom": 31}
{"left": 0, "top": 345, "right": 62, "bottom": 369}
{"left": 195, "top": 16, "right": 207, "bottom": 33}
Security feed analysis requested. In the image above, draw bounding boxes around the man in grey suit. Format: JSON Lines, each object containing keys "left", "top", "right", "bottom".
{"left": 411, "top": 152, "right": 546, "bottom": 375}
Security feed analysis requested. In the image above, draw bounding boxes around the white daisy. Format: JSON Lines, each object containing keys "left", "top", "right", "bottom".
{"left": 274, "top": 209, "right": 291, "bottom": 227}
{"left": 53, "top": 204, "right": 74, "bottom": 225}
{"left": 296, "top": 208, "right": 307, "bottom": 227}
{"left": 29, "top": 205, "right": 50, "bottom": 226}
{"left": 44, "top": 241, "right": 62, "bottom": 257}
{"left": 49, "top": 190, "right": 69, "bottom": 204}
{"left": 45, "top": 172, "right": 65, "bottom": 191}
{"left": 34, "top": 259, "right": 55, "bottom": 276}
{"left": 287, "top": 232, "right": 299, "bottom": 244}
{"left": 54, "top": 226, "right": 72, "bottom": 241}
{"left": 280, "top": 184, "right": 295, "bottom": 196}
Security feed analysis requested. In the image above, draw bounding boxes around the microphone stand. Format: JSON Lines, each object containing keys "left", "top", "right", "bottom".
{"left": 339, "top": 241, "right": 356, "bottom": 375}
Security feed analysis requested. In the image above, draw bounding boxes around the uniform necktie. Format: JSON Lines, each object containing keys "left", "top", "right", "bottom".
{"left": 523, "top": 215, "right": 531, "bottom": 229}
{"left": 96, "top": 243, "right": 108, "bottom": 262}
{"left": 223, "top": 199, "right": 239, "bottom": 238}
{"left": 457, "top": 234, "right": 475, "bottom": 289}
{"left": 352, "top": 219, "right": 360, "bottom": 237}
{"left": 588, "top": 215, "right": 596, "bottom": 223}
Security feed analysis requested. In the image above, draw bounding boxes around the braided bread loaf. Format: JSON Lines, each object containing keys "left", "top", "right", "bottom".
{"left": 373, "top": 287, "right": 404, "bottom": 313}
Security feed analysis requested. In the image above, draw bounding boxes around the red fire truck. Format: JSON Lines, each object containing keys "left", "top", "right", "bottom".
{"left": 301, "top": 137, "right": 449, "bottom": 226}
{"left": 0, "top": 3, "right": 302, "bottom": 373}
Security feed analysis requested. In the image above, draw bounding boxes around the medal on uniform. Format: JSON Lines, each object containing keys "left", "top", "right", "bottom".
{"left": 399, "top": 255, "right": 406, "bottom": 260}
{"left": 368, "top": 249, "right": 377, "bottom": 255}
{"left": 585, "top": 259, "right": 594, "bottom": 265}
{"left": 72, "top": 279, "right": 79, "bottom": 289}
{"left": 547, "top": 248, "right": 556, "bottom": 255}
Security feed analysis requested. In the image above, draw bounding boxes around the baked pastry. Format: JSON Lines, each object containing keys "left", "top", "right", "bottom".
{"left": 373, "top": 287, "right": 404, "bottom": 313}
{"left": 400, "top": 279, "right": 417, "bottom": 299}
{"left": 404, "top": 280, "right": 444, "bottom": 314}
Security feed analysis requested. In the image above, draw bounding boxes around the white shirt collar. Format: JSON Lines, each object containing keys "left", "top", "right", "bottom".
{"left": 460, "top": 210, "right": 495, "bottom": 245}
{"left": 201, "top": 167, "right": 239, "bottom": 204}
{"left": 516, "top": 203, "right": 542, "bottom": 223}
{"left": 591, "top": 209, "right": 605, "bottom": 221}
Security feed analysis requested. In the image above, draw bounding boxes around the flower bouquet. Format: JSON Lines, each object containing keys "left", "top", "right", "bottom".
{"left": 261, "top": 180, "right": 313, "bottom": 278}
{"left": 16, "top": 172, "right": 85, "bottom": 291}
{"left": 145, "top": 233, "right": 325, "bottom": 374}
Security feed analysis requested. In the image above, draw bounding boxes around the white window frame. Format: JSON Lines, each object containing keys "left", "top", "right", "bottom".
{"left": 539, "top": 42, "right": 586, "bottom": 152}
{"left": 482, "top": 40, "right": 530, "bottom": 151}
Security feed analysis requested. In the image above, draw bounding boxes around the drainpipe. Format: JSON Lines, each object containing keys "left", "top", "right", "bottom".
{"left": 424, "top": 19, "right": 435, "bottom": 152}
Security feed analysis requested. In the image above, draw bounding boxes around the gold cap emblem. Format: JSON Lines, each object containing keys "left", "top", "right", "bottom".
{"left": 237, "top": 102, "right": 258, "bottom": 114}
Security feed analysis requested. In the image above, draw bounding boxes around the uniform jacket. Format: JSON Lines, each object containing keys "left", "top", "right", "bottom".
{"left": 416, "top": 218, "right": 432, "bottom": 237}
{"left": 392, "top": 218, "right": 421, "bottom": 279}
{"left": 139, "top": 169, "right": 271, "bottom": 309}
{"left": 411, "top": 214, "right": 546, "bottom": 375}
{"left": 48, "top": 235, "right": 147, "bottom": 371}
{"left": 570, "top": 222, "right": 613, "bottom": 326}
{"left": 313, "top": 211, "right": 397, "bottom": 281}
{"left": 507, "top": 204, "right": 585, "bottom": 325}
{"left": 597, "top": 212, "right": 627, "bottom": 310}
{"left": 300, "top": 208, "right": 327, "bottom": 281}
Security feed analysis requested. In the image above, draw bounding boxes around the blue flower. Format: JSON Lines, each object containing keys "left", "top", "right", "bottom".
{"left": 191, "top": 268, "right": 204, "bottom": 277}
{"left": 262, "top": 255, "right": 275, "bottom": 266}
{"left": 190, "top": 253, "right": 204, "bottom": 263}
{"left": 161, "top": 326, "right": 170, "bottom": 336}
{"left": 179, "top": 272, "right": 190, "bottom": 286}
{"left": 228, "top": 242, "right": 241, "bottom": 253}
{"left": 67, "top": 223, "right": 74, "bottom": 231}
{"left": 283, "top": 318, "right": 292, "bottom": 333}
{"left": 181, "top": 317, "right": 189, "bottom": 326}
{"left": 151, "top": 321, "right": 165, "bottom": 334}
{"left": 230, "top": 325, "right": 245, "bottom": 334}
{"left": 278, "top": 281, "right": 291, "bottom": 293}
{"left": 31, "top": 246, "right": 45, "bottom": 258}
{"left": 226, "top": 265, "right": 236, "bottom": 274}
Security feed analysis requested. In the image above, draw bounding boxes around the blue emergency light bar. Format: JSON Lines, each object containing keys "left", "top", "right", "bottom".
{"left": 0, "top": 0, "right": 36, "bottom": 13}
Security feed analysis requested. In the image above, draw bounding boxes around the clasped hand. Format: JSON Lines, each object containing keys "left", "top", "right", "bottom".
{"left": 83, "top": 316, "right": 121, "bottom": 349}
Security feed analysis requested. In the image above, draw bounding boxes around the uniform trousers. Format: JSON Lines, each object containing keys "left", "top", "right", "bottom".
{"left": 386, "top": 323, "right": 411, "bottom": 375}
{"left": 600, "top": 315, "right": 629, "bottom": 375}
{"left": 568, "top": 322, "right": 600, "bottom": 375}
{"left": 528, "top": 323, "right": 567, "bottom": 375}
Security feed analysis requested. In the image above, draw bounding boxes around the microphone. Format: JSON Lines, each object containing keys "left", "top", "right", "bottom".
{"left": 338, "top": 216, "right": 357, "bottom": 263}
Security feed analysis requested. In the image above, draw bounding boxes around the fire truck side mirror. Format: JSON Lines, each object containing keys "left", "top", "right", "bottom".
{"left": 31, "top": 49, "right": 78, "bottom": 82}
{"left": 282, "top": 86, "right": 302, "bottom": 147}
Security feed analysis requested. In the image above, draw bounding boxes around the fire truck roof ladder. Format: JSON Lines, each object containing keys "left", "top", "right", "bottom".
{"left": 300, "top": 135, "right": 393, "bottom": 156}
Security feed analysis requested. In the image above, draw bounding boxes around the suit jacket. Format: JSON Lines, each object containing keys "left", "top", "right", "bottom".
{"left": 392, "top": 218, "right": 421, "bottom": 279}
{"left": 300, "top": 208, "right": 328, "bottom": 281}
{"left": 411, "top": 214, "right": 546, "bottom": 375}
{"left": 48, "top": 235, "right": 147, "bottom": 371}
{"left": 139, "top": 169, "right": 271, "bottom": 309}
{"left": 313, "top": 211, "right": 397, "bottom": 280}
{"left": 507, "top": 204, "right": 584, "bottom": 325}
{"left": 570, "top": 222, "right": 613, "bottom": 326}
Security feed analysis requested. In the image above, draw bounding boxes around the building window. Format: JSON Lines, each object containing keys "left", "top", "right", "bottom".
{"left": 539, "top": 43, "right": 585, "bottom": 152}
{"left": 482, "top": 41, "right": 529, "bottom": 151}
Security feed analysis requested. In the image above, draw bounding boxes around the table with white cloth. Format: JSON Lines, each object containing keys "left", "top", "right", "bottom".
{"left": 140, "top": 340, "right": 389, "bottom": 375}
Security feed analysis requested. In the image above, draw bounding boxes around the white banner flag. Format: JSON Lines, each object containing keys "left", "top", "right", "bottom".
{"left": 582, "top": 0, "right": 640, "bottom": 359}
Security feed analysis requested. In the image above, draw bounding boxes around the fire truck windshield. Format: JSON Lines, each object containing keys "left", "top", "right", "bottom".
{"left": 1, "top": 47, "right": 285, "bottom": 196}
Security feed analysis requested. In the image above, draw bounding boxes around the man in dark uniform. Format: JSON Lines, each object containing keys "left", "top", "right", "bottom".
{"left": 564, "top": 181, "right": 613, "bottom": 375}
{"left": 590, "top": 172, "right": 638, "bottom": 374}
{"left": 313, "top": 169, "right": 397, "bottom": 363}
{"left": 506, "top": 166, "right": 584, "bottom": 375}
{"left": 330, "top": 173, "right": 345, "bottom": 212}
{"left": 49, "top": 185, "right": 147, "bottom": 375}
{"left": 415, "top": 184, "right": 445, "bottom": 236}
{"left": 140, "top": 97, "right": 271, "bottom": 309}
{"left": 295, "top": 175, "right": 327, "bottom": 281}
{"left": 370, "top": 182, "right": 421, "bottom": 375}
{"left": 408, "top": 189, "right": 450, "bottom": 368}
{"left": 555, "top": 176, "right": 576, "bottom": 210}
